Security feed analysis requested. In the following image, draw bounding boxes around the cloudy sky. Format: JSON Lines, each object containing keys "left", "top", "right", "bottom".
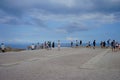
{"left": 0, "top": 0, "right": 120, "bottom": 44}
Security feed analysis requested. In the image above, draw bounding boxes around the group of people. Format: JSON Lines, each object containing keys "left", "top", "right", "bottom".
{"left": 71, "top": 40, "right": 83, "bottom": 48}
{"left": 100, "top": 39, "right": 110, "bottom": 48}
{"left": 111, "top": 40, "right": 120, "bottom": 52}
{"left": 71, "top": 39, "right": 120, "bottom": 51}
{"left": 28, "top": 40, "right": 62, "bottom": 51}
{"left": 100, "top": 40, "right": 120, "bottom": 51}
{"left": 1, "top": 39, "right": 120, "bottom": 53}
{"left": 71, "top": 40, "right": 96, "bottom": 49}
{"left": 28, "top": 41, "right": 55, "bottom": 50}
{"left": 42, "top": 41, "right": 56, "bottom": 50}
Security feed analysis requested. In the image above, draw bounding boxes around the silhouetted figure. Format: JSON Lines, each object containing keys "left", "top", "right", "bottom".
{"left": 100, "top": 41, "right": 103, "bottom": 48}
{"left": 93, "top": 40, "right": 96, "bottom": 49}
{"left": 49, "top": 41, "right": 52, "bottom": 49}
{"left": 107, "top": 39, "right": 110, "bottom": 48}
{"left": 52, "top": 42, "right": 55, "bottom": 48}
{"left": 80, "top": 40, "right": 82, "bottom": 46}
{"left": 111, "top": 40, "right": 116, "bottom": 52}
{"left": 103, "top": 41, "right": 106, "bottom": 48}
{"left": 71, "top": 41, "right": 73, "bottom": 47}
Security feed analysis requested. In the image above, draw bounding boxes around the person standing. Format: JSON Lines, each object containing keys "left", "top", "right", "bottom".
{"left": 48, "top": 41, "right": 51, "bottom": 50}
{"left": 103, "top": 41, "right": 106, "bottom": 48}
{"left": 76, "top": 40, "right": 79, "bottom": 47}
{"left": 58, "top": 40, "right": 60, "bottom": 51}
{"left": 36, "top": 42, "right": 40, "bottom": 49}
{"left": 52, "top": 42, "right": 55, "bottom": 48}
{"left": 100, "top": 41, "right": 103, "bottom": 48}
{"left": 80, "top": 40, "right": 82, "bottom": 46}
{"left": 111, "top": 40, "right": 116, "bottom": 52}
{"left": 88, "top": 41, "right": 91, "bottom": 48}
{"left": 71, "top": 41, "right": 73, "bottom": 47}
{"left": 49, "top": 41, "right": 52, "bottom": 50}
{"left": 93, "top": 40, "right": 96, "bottom": 49}
{"left": 118, "top": 44, "right": 120, "bottom": 50}
{"left": 107, "top": 39, "right": 110, "bottom": 48}
{"left": 31, "top": 43, "right": 35, "bottom": 50}
{"left": 1, "top": 43, "right": 5, "bottom": 52}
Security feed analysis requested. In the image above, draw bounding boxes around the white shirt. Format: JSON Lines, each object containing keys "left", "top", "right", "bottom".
{"left": 31, "top": 44, "right": 35, "bottom": 49}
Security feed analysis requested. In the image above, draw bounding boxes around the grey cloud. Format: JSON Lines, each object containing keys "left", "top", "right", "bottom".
{"left": 0, "top": 0, "right": 120, "bottom": 26}
{"left": 114, "top": 12, "right": 120, "bottom": 21}
{"left": 0, "top": 11, "right": 46, "bottom": 27}
{"left": 93, "top": 0, "right": 120, "bottom": 14}
{"left": 58, "top": 22, "right": 89, "bottom": 33}
{"left": 1, "top": 0, "right": 120, "bottom": 15}
{"left": 0, "top": 1, "right": 24, "bottom": 16}
{"left": 30, "top": 18, "right": 47, "bottom": 27}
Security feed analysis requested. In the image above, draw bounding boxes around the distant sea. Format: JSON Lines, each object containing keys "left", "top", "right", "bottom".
{"left": 6, "top": 43, "right": 100, "bottom": 49}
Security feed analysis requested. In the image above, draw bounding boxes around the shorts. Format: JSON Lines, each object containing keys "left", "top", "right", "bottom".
{"left": 112, "top": 46, "right": 115, "bottom": 49}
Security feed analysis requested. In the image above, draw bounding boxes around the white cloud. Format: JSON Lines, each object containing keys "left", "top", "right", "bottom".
{"left": 66, "top": 37, "right": 78, "bottom": 41}
{"left": 28, "top": 9, "right": 117, "bottom": 24}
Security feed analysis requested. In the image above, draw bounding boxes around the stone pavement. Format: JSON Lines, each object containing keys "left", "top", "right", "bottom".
{"left": 0, "top": 48, "right": 120, "bottom": 80}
